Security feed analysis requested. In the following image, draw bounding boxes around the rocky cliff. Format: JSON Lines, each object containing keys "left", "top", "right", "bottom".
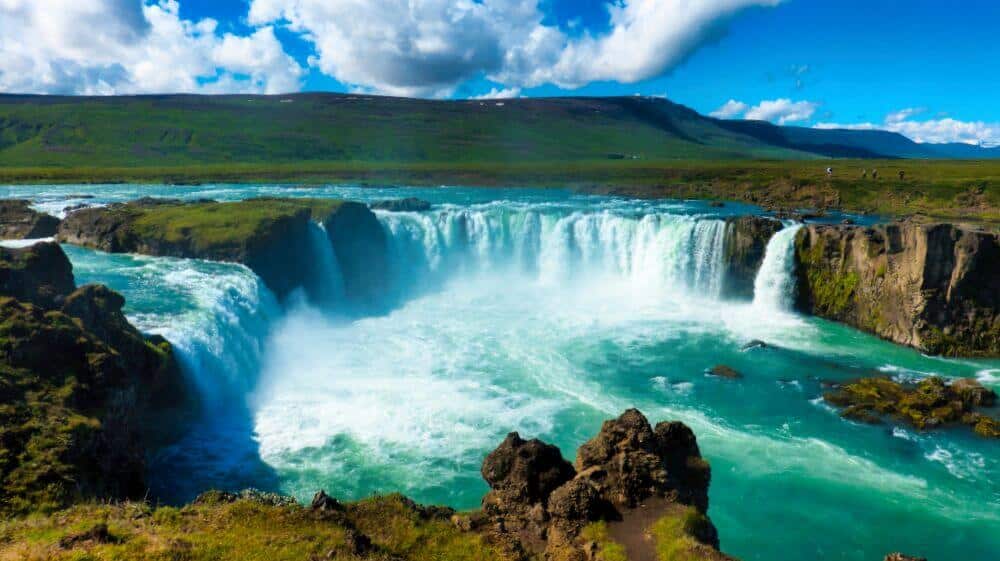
{"left": 57, "top": 197, "right": 389, "bottom": 303}
{"left": 0, "top": 199, "right": 60, "bottom": 239}
{"left": 0, "top": 242, "right": 188, "bottom": 514}
{"left": 794, "top": 222, "right": 1000, "bottom": 356}
{"left": 723, "top": 216, "right": 783, "bottom": 299}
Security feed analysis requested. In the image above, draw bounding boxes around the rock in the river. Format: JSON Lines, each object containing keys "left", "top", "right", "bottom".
{"left": 722, "top": 216, "right": 783, "bottom": 299}
{"left": 707, "top": 365, "right": 743, "bottom": 379}
{"left": 370, "top": 197, "right": 432, "bottom": 212}
{"left": 885, "top": 553, "right": 928, "bottom": 561}
{"left": 794, "top": 223, "right": 1000, "bottom": 356}
{"left": 0, "top": 200, "right": 60, "bottom": 239}
{"left": 823, "top": 376, "right": 999, "bottom": 438}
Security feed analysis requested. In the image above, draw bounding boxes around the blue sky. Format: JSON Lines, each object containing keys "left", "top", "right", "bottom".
{"left": 2, "top": 0, "right": 998, "bottom": 144}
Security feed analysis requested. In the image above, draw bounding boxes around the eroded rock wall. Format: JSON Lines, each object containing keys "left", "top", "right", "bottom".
{"left": 794, "top": 223, "right": 1000, "bottom": 356}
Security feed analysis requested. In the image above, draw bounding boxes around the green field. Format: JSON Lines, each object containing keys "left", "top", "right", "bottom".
{"left": 0, "top": 93, "right": 997, "bottom": 222}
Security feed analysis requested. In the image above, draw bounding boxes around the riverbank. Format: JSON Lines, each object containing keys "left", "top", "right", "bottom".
{"left": 1, "top": 159, "right": 998, "bottom": 224}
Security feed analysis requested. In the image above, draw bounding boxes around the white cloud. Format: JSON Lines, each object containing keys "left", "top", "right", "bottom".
{"left": 710, "top": 99, "right": 749, "bottom": 119}
{"left": 743, "top": 98, "right": 818, "bottom": 125}
{"left": 249, "top": 0, "right": 784, "bottom": 97}
{"left": 470, "top": 87, "right": 522, "bottom": 100}
{"left": 0, "top": 0, "right": 303, "bottom": 94}
{"left": 816, "top": 113, "right": 1000, "bottom": 146}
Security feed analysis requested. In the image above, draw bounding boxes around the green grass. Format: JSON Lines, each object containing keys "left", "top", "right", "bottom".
{"left": 0, "top": 495, "right": 507, "bottom": 561}
{"left": 581, "top": 522, "right": 628, "bottom": 561}
{"left": 129, "top": 198, "right": 344, "bottom": 253}
{"left": 651, "top": 507, "right": 716, "bottom": 561}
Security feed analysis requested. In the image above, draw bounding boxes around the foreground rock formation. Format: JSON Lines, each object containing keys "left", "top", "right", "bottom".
{"left": 56, "top": 197, "right": 389, "bottom": 303}
{"left": 0, "top": 199, "right": 60, "bottom": 239}
{"left": 794, "top": 222, "right": 1000, "bottom": 356}
{"left": 479, "top": 409, "right": 733, "bottom": 561}
{"left": 824, "top": 376, "right": 999, "bottom": 438}
{"left": 0, "top": 242, "right": 188, "bottom": 513}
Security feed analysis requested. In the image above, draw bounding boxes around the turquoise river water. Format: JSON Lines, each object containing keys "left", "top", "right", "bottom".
{"left": 2, "top": 184, "right": 998, "bottom": 561}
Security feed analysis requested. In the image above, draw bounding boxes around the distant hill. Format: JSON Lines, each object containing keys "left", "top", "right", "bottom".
{"left": 0, "top": 93, "right": 995, "bottom": 167}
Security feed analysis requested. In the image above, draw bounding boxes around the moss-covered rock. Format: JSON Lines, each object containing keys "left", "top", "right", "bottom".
{"left": 57, "top": 197, "right": 389, "bottom": 302}
{"left": 795, "top": 223, "right": 1000, "bottom": 356}
{"left": 0, "top": 200, "right": 60, "bottom": 239}
{"left": 823, "top": 376, "right": 999, "bottom": 437}
{"left": 0, "top": 243, "right": 188, "bottom": 514}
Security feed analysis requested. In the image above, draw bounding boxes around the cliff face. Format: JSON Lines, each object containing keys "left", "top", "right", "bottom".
{"left": 794, "top": 223, "right": 1000, "bottom": 356}
{"left": 723, "top": 216, "right": 783, "bottom": 299}
{"left": 57, "top": 198, "right": 390, "bottom": 302}
{"left": 0, "top": 242, "right": 188, "bottom": 514}
{"left": 0, "top": 200, "right": 60, "bottom": 239}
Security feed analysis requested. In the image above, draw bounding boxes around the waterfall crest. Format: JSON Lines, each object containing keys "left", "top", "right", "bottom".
{"left": 376, "top": 208, "right": 730, "bottom": 300}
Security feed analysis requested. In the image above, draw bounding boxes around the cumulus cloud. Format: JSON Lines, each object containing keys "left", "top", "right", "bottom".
{"left": 710, "top": 99, "right": 749, "bottom": 119}
{"left": 249, "top": 0, "right": 783, "bottom": 96}
{"left": 711, "top": 97, "right": 818, "bottom": 124}
{"left": 743, "top": 98, "right": 818, "bottom": 125}
{"left": 0, "top": 0, "right": 303, "bottom": 94}
{"left": 815, "top": 111, "right": 1000, "bottom": 146}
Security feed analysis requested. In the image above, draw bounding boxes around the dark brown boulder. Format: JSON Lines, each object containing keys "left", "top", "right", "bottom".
{"left": 0, "top": 242, "right": 75, "bottom": 308}
{"left": 707, "top": 365, "right": 743, "bottom": 379}
{"left": 723, "top": 216, "right": 783, "bottom": 299}
{"left": 482, "top": 432, "right": 575, "bottom": 506}
{"left": 0, "top": 200, "right": 60, "bottom": 239}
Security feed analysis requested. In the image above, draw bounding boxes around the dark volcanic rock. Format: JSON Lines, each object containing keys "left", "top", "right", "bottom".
{"left": 0, "top": 200, "right": 60, "bottom": 239}
{"left": 482, "top": 432, "right": 575, "bottom": 506}
{"left": 722, "top": 216, "right": 783, "bottom": 299}
{"left": 480, "top": 409, "right": 719, "bottom": 560}
{"left": 322, "top": 201, "right": 390, "bottom": 306}
{"left": 311, "top": 490, "right": 344, "bottom": 512}
{"left": 0, "top": 242, "right": 75, "bottom": 308}
{"left": 370, "top": 197, "right": 432, "bottom": 212}
{"left": 795, "top": 223, "right": 1000, "bottom": 356}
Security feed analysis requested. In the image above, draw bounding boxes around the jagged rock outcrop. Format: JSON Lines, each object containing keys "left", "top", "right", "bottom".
{"left": 0, "top": 200, "right": 60, "bottom": 239}
{"left": 0, "top": 243, "right": 188, "bottom": 513}
{"left": 57, "top": 197, "right": 389, "bottom": 303}
{"left": 885, "top": 553, "right": 928, "bottom": 561}
{"left": 723, "top": 216, "right": 783, "bottom": 299}
{"left": 795, "top": 223, "right": 1000, "bottom": 356}
{"left": 481, "top": 409, "right": 728, "bottom": 561}
{"left": 824, "top": 376, "right": 999, "bottom": 438}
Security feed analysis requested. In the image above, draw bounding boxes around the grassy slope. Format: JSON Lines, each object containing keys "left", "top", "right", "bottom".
{"left": 0, "top": 494, "right": 505, "bottom": 561}
{"left": 0, "top": 94, "right": 809, "bottom": 167}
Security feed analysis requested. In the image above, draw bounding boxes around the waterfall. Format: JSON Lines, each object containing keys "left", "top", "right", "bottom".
{"left": 303, "top": 222, "right": 346, "bottom": 307}
{"left": 752, "top": 224, "right": 803, "bottom": 311}
{"left": 375, "top": 208, "right": 730, "bottom": 300}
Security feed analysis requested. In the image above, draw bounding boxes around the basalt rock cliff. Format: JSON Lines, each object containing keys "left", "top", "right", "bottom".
{"left": 793, "top": 222, "right": 1000, "bottom": 356}
{"left": 722, "top": 216, "right": 783, "bottom": 299}
{"left": 0, "top": 242, "right": 188, "bottom": 513}
{"left": 56, "top": 197, "right": 389, "bottom": 304}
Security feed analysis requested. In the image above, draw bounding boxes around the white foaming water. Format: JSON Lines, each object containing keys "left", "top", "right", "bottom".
{"left": 752, "top": 224, "right": 803, "bottom": 311}
{"left": 377, "top": 207, "right": 730, "bottom": 300}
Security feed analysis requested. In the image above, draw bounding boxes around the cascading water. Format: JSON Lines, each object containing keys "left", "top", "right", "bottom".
{"left": 752, "top": 224, "right": 803, "bottom": 312}
{"left": 376, "top": 207, "right": 731, "bottom": 300}
{"left": 18, "top": 183, "right": 997, "bottom": 561}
